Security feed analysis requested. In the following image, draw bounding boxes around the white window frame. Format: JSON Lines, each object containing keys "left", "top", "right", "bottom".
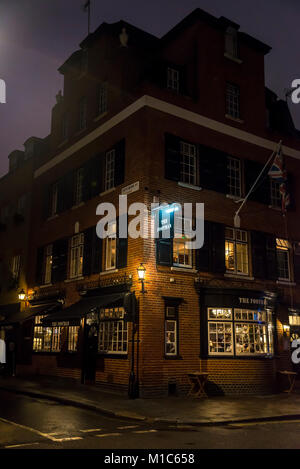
{"left": 276, "top": 238, "right": 291, "bottom": 281}
{"left": 225, "top": 227, "right": 249, "bottom": 276}
{"left": 227, "top": 156, "right": 242, "bottom": 197}
{"left": 70, "top": 233, "right": 84, "bottom": 279}
{"left": 68, "top": 326, "right": 80, "bottom": 352}
{"left": 105, "top": 221, "right": 117, "bottom": 271}
{"left": 74, "top": 167, "right": 84, "bottom": 206}
{"left": 270, "top": 179, "right": 282, "bottom": 208}
{"left": 167, "top": 67, "right": 180, "bottom": 93}
{"left": 225, "top": 26, "right": 238, "bottom": 58}
{"left": 180, "top": 141, "right": 197, "bottom": 186}
{"left": 98, "top": 308, "right": 128, "bottom": 354}
{"left": 165, "top": 319, "right": 178, "bottom": 356}
{"left": 104, "top": 149, "right": 115, "bottom": 192}
{"left": 226, "top": 83, "right": 240, "bottom": 119}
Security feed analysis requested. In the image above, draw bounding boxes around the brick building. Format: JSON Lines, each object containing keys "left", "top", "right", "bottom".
{"left": 1, "top": 8, "right": 300, "bottom": 396}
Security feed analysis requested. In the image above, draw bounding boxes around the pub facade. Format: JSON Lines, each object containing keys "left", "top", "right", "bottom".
{"left": 1, "top": 8, "right": 300, "bottom": 397}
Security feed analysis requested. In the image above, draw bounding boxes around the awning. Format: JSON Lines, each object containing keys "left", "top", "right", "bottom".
{"left": 42, "top": 292, "right": 126, "bottom": 326}
{"left": 0, "top": 302, "right": 61, "bottom": 327}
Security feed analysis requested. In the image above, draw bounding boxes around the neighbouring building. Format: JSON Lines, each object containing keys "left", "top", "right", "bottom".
{"left": 1, "top": 8, "right": 300, "bottom": 397}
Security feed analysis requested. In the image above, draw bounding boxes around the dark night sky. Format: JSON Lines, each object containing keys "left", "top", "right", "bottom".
{"left": 0, "top": 0, "right": 299, "bottom": 177}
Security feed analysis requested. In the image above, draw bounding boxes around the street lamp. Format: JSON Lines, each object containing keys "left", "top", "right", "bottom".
{"left": 18, "top": 289, "right": 26, "bottom": 301}
{"left": 137, "top": 263, "right": 146, "bottom": 293}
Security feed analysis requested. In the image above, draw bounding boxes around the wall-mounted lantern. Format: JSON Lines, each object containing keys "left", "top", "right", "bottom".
{"left": 137, "top": 263, "right": 147, "bottom": 294}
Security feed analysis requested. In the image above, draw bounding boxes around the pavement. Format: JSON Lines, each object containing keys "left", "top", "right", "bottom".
{"left": 1, "top": 375, "right": 300, "bottom": 426}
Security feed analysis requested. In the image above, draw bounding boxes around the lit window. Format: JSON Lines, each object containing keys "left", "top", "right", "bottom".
{"left": 167, "top": 67, "right": 180, "bottom": 93}
{"left": 276, "top": 238, "right": 291, "bottom": 281}
{"left": 98, "top": 307, "right": 127, "bottom": 354}
{"left": 208, "top": 308, "right": 273, "bottom": 356}
{"left": 70, "top": 233, "right": 84, "bottom": 279}
{"left": 289, "top": 315, "right": 300, "bottom": 326}
{"left": 79, "top": 97, "right": 87, "bottom": 130}
{"left": 270, "top": 180, "right": 282, "bottom": 208}
{"left": 44, "top": 244, "right": 53, "bottom": 285}
{"left": 225, "top": 26, "right": 238, "bottom": 58}
{"left": 226, "top": 83, "right": 240, "bottom": 119}
{"left": 74, "top": 168, "right": 84, "bottom": 206}
{"left": 98, "top": 84, "right": 108, "bottom": 115}
{"left": 33, "top": 316, "right": 79, "bottom": 353}
{"left": 165, "top": 305, "right": 178, "bottom": 356}
{"left": 180, "top": 141, "right": 197, "bottom": 185}
{"left": 227, "top": 157, "right": 241, "bottom": 197}
{"left": 225, "top": 228, "right": 249, "bottom": 275}
{"left": 68, "top": 326, "right": 79, "bottom": 352}
{"left": 104, "top": 149, "right": 115, "bottom": 191}
{"left": 105, "top": 221, "right": 117, "bottom": 271}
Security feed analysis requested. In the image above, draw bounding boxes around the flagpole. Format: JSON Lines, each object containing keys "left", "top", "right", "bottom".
{"left": 234, "top": 140, "right": 282, "bottom": 228}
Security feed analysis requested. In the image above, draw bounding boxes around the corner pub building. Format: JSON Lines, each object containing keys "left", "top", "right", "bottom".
{"left": 1, "top": 8, "right": 300, "bottom": 397}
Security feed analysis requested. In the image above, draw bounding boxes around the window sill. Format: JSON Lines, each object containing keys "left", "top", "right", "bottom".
{"left": 64, "top": 276, "right": 84, "bottom": 283}
{"left": 178, "top": 182, "right": 202, "bottom": 191}
{"left": 224, "top": 52, "right": 243, "bottom": 64}
{"left": 171, "top": 266, "right": 197, "bottom": 273}
{"left": 71, "top": 202, "right": 85, "bottom": 210}
{"left": 225, "top": 114, "right": 244, "bottom": 124}
{"left": 100, "top": 187, "right": 116, "bottom": 197}
{"left": 226, "top": 194, "right": 244, "bottom": 202}
{"left": 39, "top": 284, "right": 53, "bottom": 289}
{"left": 100, "top": 269, "right": 119, "bottom": 276}
{"left": 164, "top": 355, "right": 183, "bottom": 360}
{"left": 224, "top": 273, "right": 254, "bottom": 281}
{"left": 94, "top": 111, "right": 108, "bottom": 122}
{"left": 276, "top": 280, "right": 296, "bottom": 287}
{"left": 268, "top": 205, "right": 282, "bottom": 212}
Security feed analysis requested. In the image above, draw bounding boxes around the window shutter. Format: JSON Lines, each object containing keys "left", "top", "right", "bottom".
{"left": 251, "top": 231, "right": 267, "bottom": 279}
{"left": 165, "top": 133, "right": 181, "bottom": 181}
{"left": 293, "top": 243, "right": 300, "bottom": 284}
{"left": 83, "top": 227, "right": 93, "bottom": 277}
{"left": 52, "top": 238, "right": 68, "bottom": 283}
{"left": 196, "top": 220, "right": 211, "bottom": 272}
{"left": 198, "top": 145, "right": 227, "bottom": 193}
{"left": 92, "top": 229, "right": 102, "bottom": 274}
{"left": 266, "top": 234, "right": 277, "bottom": 281}
{"left": 116, "top": 217, "right": 127, "bottom": 269}
{"left": 211, "top": 222, "right": 226, "bottom": 273}
{"left": 244, "top": 160, "right": 270, "bottom": 205}
{"left": 156, "top": 238, "right": 172, "bottom": 266}
{"left": 91, "top": 154, "right": 103, "bottom": 198}
{"left": 114, "top": 139, "right": 126, "bottom": 187}
{"left": 43, "top": 186, "right": 51, "bottom": 220}
{"left": 35, "top": 246, "right": 44, "bottom": 285}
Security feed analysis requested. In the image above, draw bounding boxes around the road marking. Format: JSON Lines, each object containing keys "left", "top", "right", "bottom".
{"left": 133, "top": 430, "right": 158, "bottom": 434}
{"left": 231, "top": 419, "right": 300, "bottom": 428}
{"left": 117, "top": 425, "right": 139, "bottom": 430}
{"left": 80, "top": 428, "right": 102, "bottom": 433}
{"left": 95, "top": 433, "right": 122, "bottom": 438}
{"left": 52, "top": 437, "right": 83, "bottom": 442}
{"left": 5, "top": 442, "right": 40, "bottom": 448}
{"left": 0, "top": 417, "right": 56, "bottom": 442}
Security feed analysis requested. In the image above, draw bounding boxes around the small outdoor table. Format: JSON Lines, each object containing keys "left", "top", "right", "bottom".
{"left": 187, "top": 372, "right": 209, "bottom": 398}
{"left": 278, "top": 370, "right": 297, "bottom": 394}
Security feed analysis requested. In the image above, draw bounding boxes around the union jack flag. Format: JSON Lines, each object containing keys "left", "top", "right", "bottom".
{"left": 268, "top": 143, "right": 290, "bottom": 213}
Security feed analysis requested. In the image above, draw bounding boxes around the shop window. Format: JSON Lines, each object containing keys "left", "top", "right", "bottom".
{"left": 167, "top": 67, "right": 180, "bottom": 93}
{"left": 33, "top": 316, "right": 79, "bottom": 353}
{"left": 227, "top": 156, "right": 242, "bottom": 197}
{"left": 207, "top": 308, "right": 273, "bottom": 357}
{"left": 98, "top": 307, "right": 127, "bottom": 354}
{"left": 104, "top": 149, "right": 115, "bottom": 191}
{"left": 105, "top": 221, "right": 117, "bottom": 270}
{"left": 226, "top": 83, "right": 240, "bottom": 119}
{"left": 165, "top": 306, "right": 178, "bottom": 357}
{"left": 225, "top": 227, "right": 249, "bottom": 275}
{"left": 69, "top": 233, "right": 84, "bottom": 279}
{"left": 276, "top": 238, "right": 291, "bottom": 281}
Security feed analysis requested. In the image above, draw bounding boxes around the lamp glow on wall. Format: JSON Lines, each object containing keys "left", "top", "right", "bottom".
{"left": 137, "top": 263, "right": 147, "bottom": 294}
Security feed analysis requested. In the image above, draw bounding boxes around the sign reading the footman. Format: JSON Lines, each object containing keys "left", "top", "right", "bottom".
{"left": 121, "top": 181, "right": 139, "bottom": 195}
{"left": 238, "top": 297, "right": 267, "bottom": 306}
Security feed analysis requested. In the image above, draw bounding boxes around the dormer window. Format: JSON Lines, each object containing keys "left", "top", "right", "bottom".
{"left": 167, "top": 67, "right": 180, "bottom": 93}
{"left": 225, "top": 26, "right": 238, "bottom": 58}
